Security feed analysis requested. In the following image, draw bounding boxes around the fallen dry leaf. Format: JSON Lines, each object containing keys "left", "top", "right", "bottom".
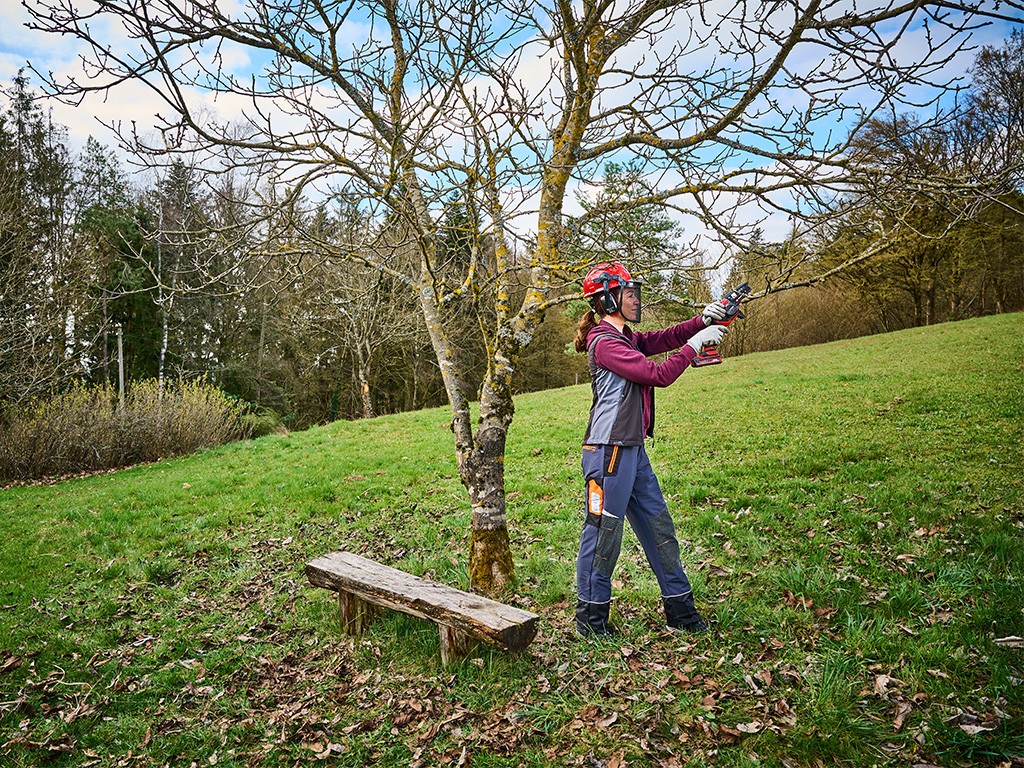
{"left": 959, "top": 724, "right": 996, "bottom": 735}
{"left": 315, "top": 743, "right": 342, "bottom": 759}
{"left": 672, "top": 670, "right": 693, "bottom": 687}
{"left": 718, "top": 725, "right": 742, "bottom": 742}
{"left": 874, "top": 674, "right": 906, "bottom": 696}
{"left": 893, "top": 701, "right": 913, "bottom": 731}
{"left": 994, "top": 636, "right": 1024, "bottom": 648}
{"left": 744, "top": 674, "right": 764, "bottom": 695}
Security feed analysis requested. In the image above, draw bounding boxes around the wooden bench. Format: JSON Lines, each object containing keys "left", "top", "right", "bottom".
{"left": 305, "top": 551, "right": 539, "bottom": 664}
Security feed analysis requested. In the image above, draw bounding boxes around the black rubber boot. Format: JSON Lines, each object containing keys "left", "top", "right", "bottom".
{"left": 664, "top": 595, "right": 710, "bottom": 633}
{"left": 576, "top": 600, "right": 617, "bottom": 637}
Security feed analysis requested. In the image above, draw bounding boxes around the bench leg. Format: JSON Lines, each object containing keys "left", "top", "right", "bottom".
{"left": 438, "top": 625, "right": 482, "bottom": 665}
{"left": 338, "top": 591, "right": 379, "bottom": 635}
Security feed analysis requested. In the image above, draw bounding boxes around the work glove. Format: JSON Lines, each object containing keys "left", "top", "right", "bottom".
{"left": 686, "top": 324, "right": 727, "bottom": 353}
{"left": 702, "top": 301, "right": 729, "bottom": 326}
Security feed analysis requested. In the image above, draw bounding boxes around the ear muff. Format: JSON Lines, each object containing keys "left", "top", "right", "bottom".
{"left": 597, "top": 287, "right": 620, "bottom": 316}
{"left": 589, "top": 279, "right": 620, "bottom": 316}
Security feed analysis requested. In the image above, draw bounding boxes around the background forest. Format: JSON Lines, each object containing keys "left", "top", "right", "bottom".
{"left": 1, "top": 32, "right": 1022, "bottom": 462}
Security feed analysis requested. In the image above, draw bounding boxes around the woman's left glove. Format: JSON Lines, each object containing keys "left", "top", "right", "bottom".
{"left": 702, "top": 301, "right": 729, "bottom": 326}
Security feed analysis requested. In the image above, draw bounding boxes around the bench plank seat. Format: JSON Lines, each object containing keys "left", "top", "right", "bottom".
{"left": 305, "top": 551, "right": 539, "bottom": 662}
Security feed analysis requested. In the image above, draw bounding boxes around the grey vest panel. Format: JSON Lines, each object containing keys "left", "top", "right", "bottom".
{"left": 583, "top": 334, "right": 646, "bottom": 446}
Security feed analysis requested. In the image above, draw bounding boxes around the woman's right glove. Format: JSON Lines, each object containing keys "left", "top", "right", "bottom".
{"left": 686, "top": 324, "right": 727, "bottom": 353}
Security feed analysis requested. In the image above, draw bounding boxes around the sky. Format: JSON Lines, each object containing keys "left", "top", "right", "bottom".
{"left": 1, "top": 1, "right": 1020, "bottom": 271}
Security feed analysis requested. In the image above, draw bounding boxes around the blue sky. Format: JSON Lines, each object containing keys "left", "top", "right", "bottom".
{"left": 4, "top": 2, "right": 1014, "bottom": 148}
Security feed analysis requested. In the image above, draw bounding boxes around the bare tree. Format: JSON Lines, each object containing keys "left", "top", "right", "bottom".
{"left": 25, "top": 0, "right": 1024, "bottom": 591}
{"left": 966, "top": 29, "right": 1024, "bottom": 191}
{"left": 814, "top": 26, "right": 1024, "bottom": 330}
{"left": 292, "top": 202, "right": 423, "bottom": 420}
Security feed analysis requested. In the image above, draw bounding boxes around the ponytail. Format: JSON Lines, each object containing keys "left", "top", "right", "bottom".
{"left": 574, "top": 308, "right": 600, "bottom": 353}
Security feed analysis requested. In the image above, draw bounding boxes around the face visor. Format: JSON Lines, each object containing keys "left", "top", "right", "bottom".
{"left": 618, "top": 283, "right": 642, "bottom": 323}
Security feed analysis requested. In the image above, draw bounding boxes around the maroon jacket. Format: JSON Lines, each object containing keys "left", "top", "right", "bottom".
{"left": 583, "top": 316, "right": 706, "bottom": 445}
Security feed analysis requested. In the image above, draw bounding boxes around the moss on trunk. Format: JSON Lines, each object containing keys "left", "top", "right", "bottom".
{"left": 469, "top": 524, "right": 515, "bottom": 594}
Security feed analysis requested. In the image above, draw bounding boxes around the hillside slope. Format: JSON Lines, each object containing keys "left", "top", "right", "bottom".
{"left": 1, "top": 313, "right": 1022, "bottom": 767}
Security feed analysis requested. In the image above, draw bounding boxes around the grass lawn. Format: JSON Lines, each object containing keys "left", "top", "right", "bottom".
{"left": 1, "top": 313, "right": 1022, "bottom": 767}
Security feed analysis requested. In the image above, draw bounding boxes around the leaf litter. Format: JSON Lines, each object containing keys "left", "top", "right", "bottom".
{"left": 2, "top": 516, "right": 1020, "bottom": 766}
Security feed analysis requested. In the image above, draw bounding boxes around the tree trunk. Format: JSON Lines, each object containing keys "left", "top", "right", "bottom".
{"left": 360, "top": 378, "right": 373, "bottom": 420}
{"left": 156, "top": 227, "right": 171, "bottom": 393}
{"left": 102, "top": 298, "right": 110, "bottom": 385}
{"left": 418, "top": 281, "right": 517, "bottom": 594}
{"left": 462, "top": 417, "right": 515, "bottom": 594}
{"left": 354, "top": 341, "right": 374, "bottom": 419}
{"left": 462, "top": 364, "right": 520, "bottom": 593}
{"left": 256, "top": 299, "right": 267, "bottom": 402}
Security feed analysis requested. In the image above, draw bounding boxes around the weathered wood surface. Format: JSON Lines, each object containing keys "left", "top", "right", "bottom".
{"left": 305, "top": 551, "right": 539, "bottom": 652}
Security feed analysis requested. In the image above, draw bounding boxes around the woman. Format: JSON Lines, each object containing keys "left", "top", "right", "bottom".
{"left": 574, "top": 262, "right": 728, "bottom": 636}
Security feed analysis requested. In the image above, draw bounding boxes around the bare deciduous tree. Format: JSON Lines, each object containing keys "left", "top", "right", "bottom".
{"left": 25, "top": 0, "right": 1024, "bottom": 591}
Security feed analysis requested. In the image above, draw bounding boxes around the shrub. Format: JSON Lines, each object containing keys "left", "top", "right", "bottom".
{"left": 0, "top": 379, "right": 252, "bottom": 484}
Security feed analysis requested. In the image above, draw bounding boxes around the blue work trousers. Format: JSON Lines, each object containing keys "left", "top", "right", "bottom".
{"left": 576, "top": 443, "right": 692, "bottom": 606}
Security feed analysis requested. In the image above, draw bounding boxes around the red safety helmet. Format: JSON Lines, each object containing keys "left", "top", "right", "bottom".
{"left": 583, "top": 262, "right": 643, "bottom": 321}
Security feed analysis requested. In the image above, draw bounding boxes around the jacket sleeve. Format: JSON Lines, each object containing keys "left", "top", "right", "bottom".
{"left": 592, "top": 332, "right": 698, "bottom": 387}
{"left": 634, "top": 316, "right": 707, "bottom": 356}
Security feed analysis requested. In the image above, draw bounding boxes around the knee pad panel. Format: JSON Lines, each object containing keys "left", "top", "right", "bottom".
{"left": 650, "top": 506, "right": 682, "bottom": 573}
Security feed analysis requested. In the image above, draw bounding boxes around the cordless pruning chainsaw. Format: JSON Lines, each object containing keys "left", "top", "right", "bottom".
{"left": 692, "top": 281, "right": 751, "bottom": 367}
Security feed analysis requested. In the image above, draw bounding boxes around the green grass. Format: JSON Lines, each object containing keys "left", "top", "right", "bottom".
{"left": 2, "top": 313, "right": 1022, "bottom": 766}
